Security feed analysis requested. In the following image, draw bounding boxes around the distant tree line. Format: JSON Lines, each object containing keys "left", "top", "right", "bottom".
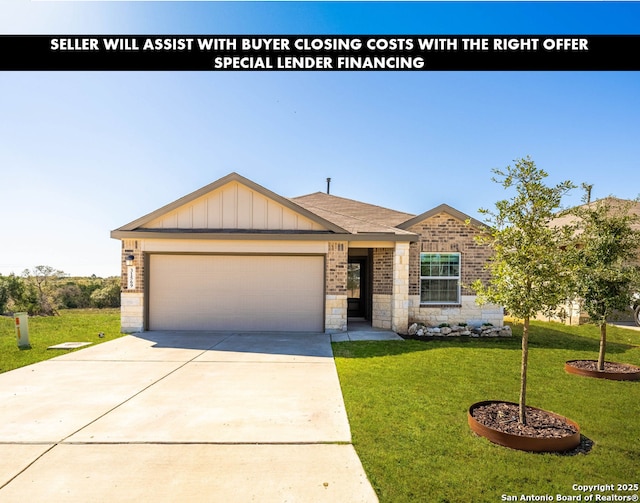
{"left": 0, "top": 265, "right": 120, "bottom": 316}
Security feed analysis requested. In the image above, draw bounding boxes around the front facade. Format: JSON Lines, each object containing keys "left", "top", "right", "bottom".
{"left": 402, "top": 207, "right": 502, "bottom": 328}
{"left": 111, "top": 173, "right": 502, "bottom": 334}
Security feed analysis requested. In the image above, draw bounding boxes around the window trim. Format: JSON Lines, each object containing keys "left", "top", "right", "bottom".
{"left": 419, "top": 252, "right": 461, "bottom": 305}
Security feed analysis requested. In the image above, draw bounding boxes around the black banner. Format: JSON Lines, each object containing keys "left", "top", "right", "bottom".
{"left": 2, "top": 35, "right": 638, "bottom": 71}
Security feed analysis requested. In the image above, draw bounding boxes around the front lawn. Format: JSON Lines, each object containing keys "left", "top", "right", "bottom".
{"left": 0, "top": 309, "right": 123, "bottom": 373}
{"left": 333, "top": 321, "right": 640, "bottom": 503}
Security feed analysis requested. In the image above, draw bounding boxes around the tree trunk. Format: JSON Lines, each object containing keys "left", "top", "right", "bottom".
{"left": 597, "top": 323, "right": 607, "bottom": 371}
{"left": 519, "top": 317, "right": 529, "bottom": 425}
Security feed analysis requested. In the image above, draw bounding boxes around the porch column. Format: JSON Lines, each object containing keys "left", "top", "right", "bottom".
{"left": 391, "top": 242, "right": 410, "bottom": 334}
{"left": 120, "top": 242, "right": 144, "bottom": 333}
{"left": 325, "top": 241, "right": 348, "bottom": 332}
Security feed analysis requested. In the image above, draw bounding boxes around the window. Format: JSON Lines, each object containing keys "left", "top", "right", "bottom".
{"left": 347, "top": 262, "right": 361, "bottom": 298}
{"left": 420, "top": 253, "right": 460, "bottom": 304}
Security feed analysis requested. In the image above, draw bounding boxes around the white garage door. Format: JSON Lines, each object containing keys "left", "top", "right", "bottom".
{"left": 148, "top": 254, "right": 324, "bottom": 332}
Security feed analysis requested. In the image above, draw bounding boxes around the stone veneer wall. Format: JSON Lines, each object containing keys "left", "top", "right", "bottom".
{"left": 325, "top": 241, "right": 348, "bottom": 331}
{"left": 409, "top": 295, "right": 503, "bottom": 327}
{"left": 121, "top": 292, "right": 144, "bottom": 333}
{"left": 391, "top": 243, "right": 410, "bottom": 334}
{"left": 407, "top": 212, "right": 502, "bottom": 328}
{"left": 372, "top": 294, "right": 392, "bottom": 329}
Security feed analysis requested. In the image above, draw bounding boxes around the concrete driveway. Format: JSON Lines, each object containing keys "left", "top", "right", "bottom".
{"left": 0, "top": 332, "right": 378, "bottom": 502}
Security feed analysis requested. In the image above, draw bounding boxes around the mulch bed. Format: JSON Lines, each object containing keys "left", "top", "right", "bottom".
{"left": 470, "top": 402, "right": 578, "bottom": 439}
{"left": 566, "top": 360, "right": 640, "bottom": 373}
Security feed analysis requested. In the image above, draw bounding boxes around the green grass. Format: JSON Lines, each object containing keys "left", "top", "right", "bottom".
{"left": 0, "top": 309, "right": 123, "bottom": 373}
{"left": 333, "top": 321, "right": 640, "bottom": 503}
{"left": 2, "top": 311, "right": 639, "bottom": 500}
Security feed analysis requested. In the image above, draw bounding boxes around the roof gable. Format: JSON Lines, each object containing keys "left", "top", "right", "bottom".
{"left": 112, "top": 174, "right": 485, "bottom": 242}
{"left": 114, "top": 173, "right": 347, "bottom": 234}
{"left": 397, "top": 203, "right": 485, "bottom": 230}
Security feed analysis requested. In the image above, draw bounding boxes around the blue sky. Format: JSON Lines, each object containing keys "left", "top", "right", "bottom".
{"left": 1, "top": 1, "right": 639, "bottom": 277}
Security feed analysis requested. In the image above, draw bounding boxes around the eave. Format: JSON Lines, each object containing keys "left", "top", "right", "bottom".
{"left": 110, "top": 229, "right": 418, "bottom": 243}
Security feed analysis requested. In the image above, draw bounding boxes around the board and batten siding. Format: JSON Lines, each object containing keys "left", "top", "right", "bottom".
{"left": 141, "top": 181, "right": 326, "bottom": 231}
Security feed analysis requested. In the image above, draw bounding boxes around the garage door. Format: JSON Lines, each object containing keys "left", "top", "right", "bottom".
{"left": 148, "top": 254, "right": 324, "bottom": 332}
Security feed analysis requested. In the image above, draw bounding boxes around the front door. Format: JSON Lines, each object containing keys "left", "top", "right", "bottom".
{"left": 347, "top": 258, "right": 366, "bottom": 318}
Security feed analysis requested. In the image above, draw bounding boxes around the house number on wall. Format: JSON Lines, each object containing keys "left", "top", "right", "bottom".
{"left": 127, "top": 266, "right": 136, "bottom": 289}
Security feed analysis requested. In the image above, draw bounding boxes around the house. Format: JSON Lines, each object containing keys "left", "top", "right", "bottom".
{"left": 546, "top": 197, "right": 640, "bottom": 326}
{"left": 110, "top": 172, "right": 503, "bottom": 334}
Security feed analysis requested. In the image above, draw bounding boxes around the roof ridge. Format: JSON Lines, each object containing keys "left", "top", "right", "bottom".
{"left": 397, "top": 203, "right": 487, "bottom": 230}
{"left": 291, "top": 197, "right": 415, "bottom": 235}
{"left": 291, "top": 192, "right": 416, "bottom": 218}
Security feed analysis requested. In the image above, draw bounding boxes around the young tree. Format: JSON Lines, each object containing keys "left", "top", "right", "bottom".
{"left": 473, "top": 157, "right": 575, "bottom": 424}
{"left": 570, "top": 197, "right": 640, "bottom": 370}
{"left": 22, "top": 265, "right": 66, "bottom": 316}
{"left": 1, "top": 273, "right": 32, "bottom": 314}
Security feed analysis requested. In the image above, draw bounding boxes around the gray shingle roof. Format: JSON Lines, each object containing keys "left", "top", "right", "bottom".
{"left": 112, "top": 172, "right": 482, "bottom": 241}
{"left": 291, "top": 192, "right": 416, "bottom": 235}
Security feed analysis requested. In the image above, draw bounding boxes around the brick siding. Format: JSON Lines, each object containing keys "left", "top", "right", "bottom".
{"left": 325, "top": 242, "right": 348, "bottom": 295}
{"left": 121, "top": 240, "right": 144, "bottom": 294}
{"left": 372, "top": 248, "right": 393, "bottom": 295}
{"left": 407, "top": 213, "right": 492, "bottom": 297}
